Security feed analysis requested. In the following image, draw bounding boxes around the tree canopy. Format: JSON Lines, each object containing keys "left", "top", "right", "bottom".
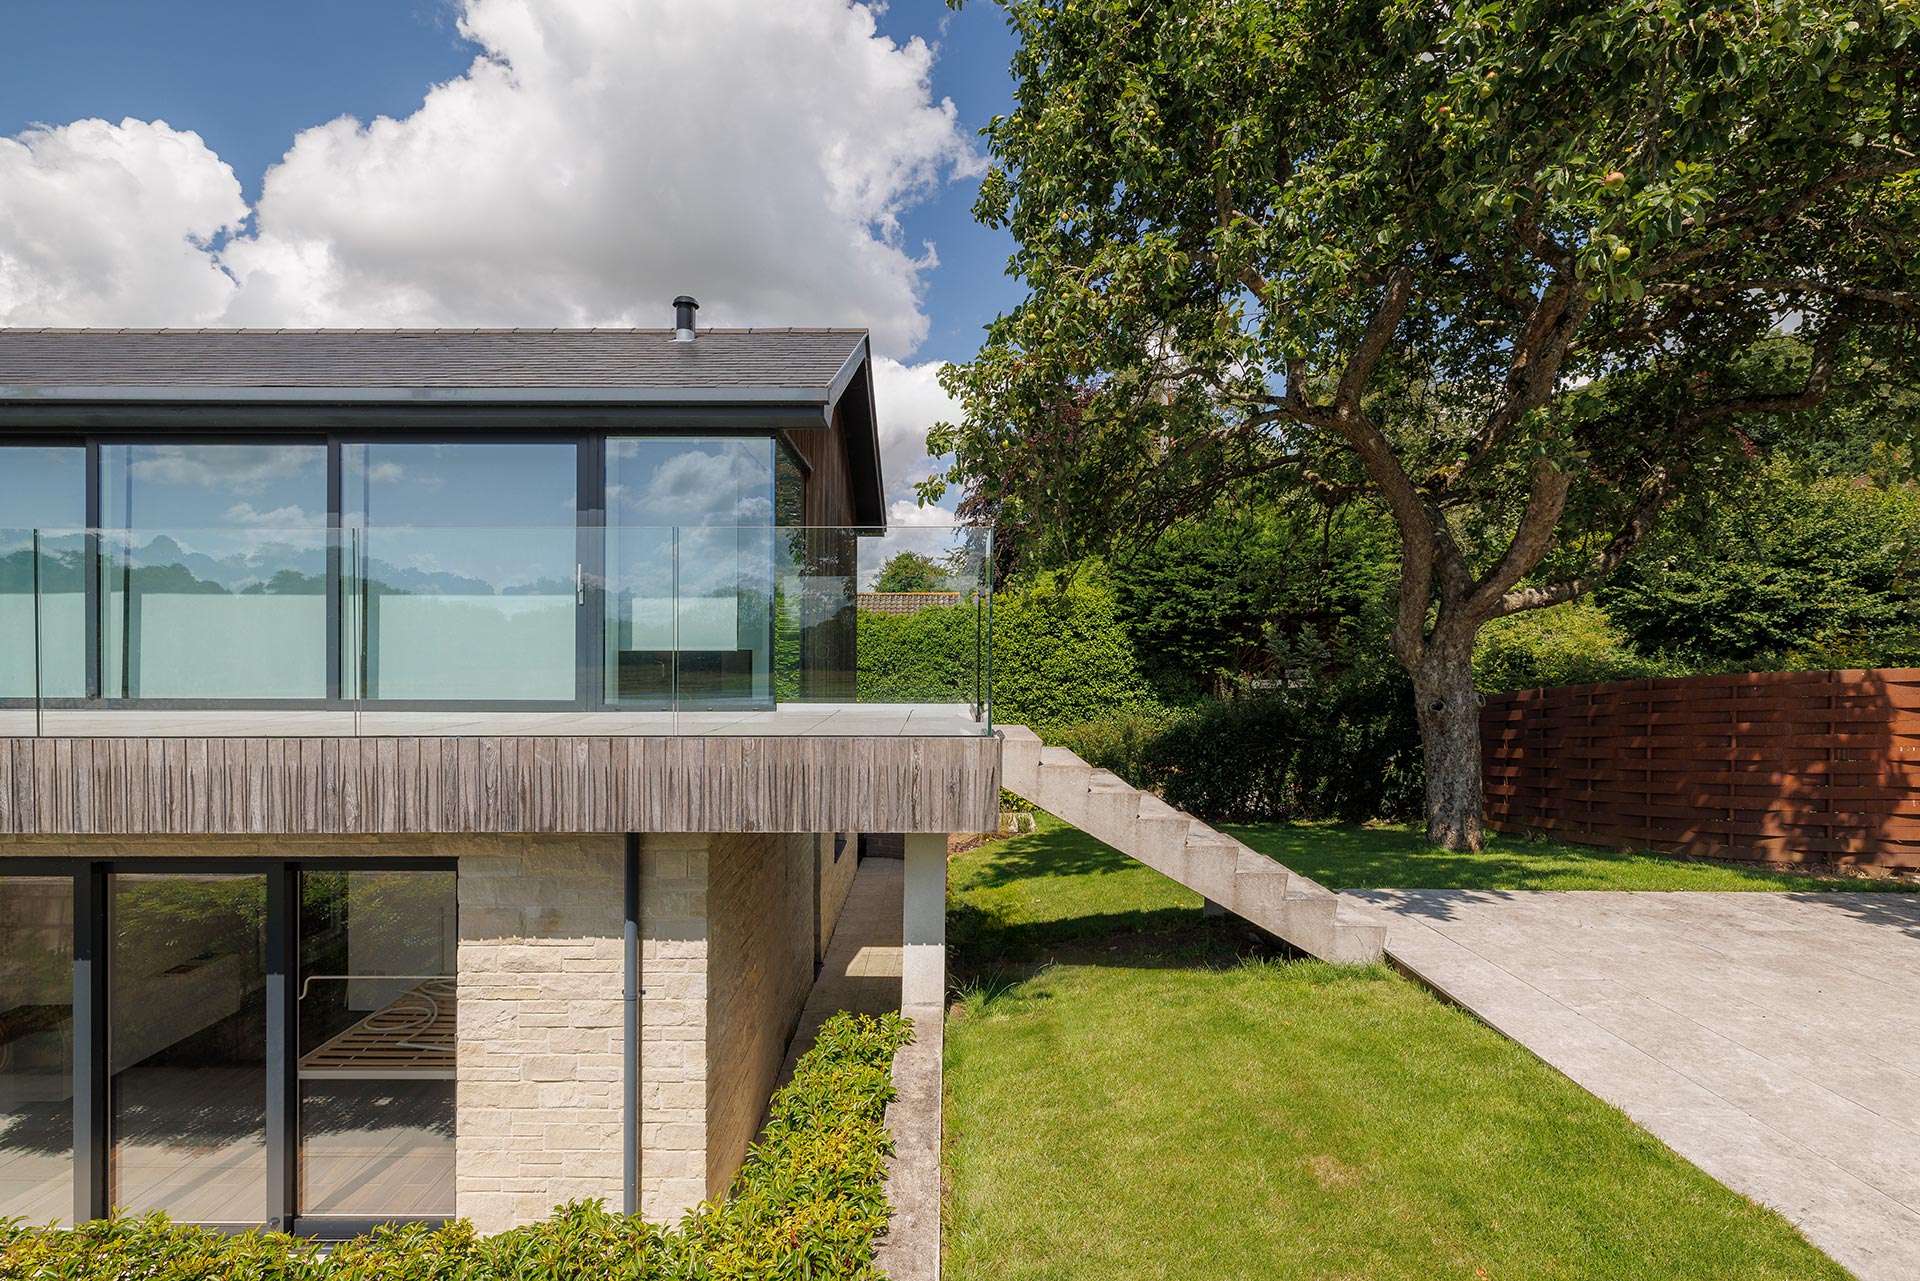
{"left": 932, "top": 0, "right": 1920, "bottom": 848}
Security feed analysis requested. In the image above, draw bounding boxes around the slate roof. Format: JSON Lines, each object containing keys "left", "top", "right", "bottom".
{"left": 0, "top": 328, "right": 869, "bottom": 399}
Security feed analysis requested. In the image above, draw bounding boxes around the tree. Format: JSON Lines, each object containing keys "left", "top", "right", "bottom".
{"left": 929, "top": 0, "right": 1920, "bottom": 849}
{"left": 872, "top": 551, "right": 947, "bottom": 593}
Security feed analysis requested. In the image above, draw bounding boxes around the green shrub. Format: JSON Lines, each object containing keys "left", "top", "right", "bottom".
{"left": 1473, "top": 602, "right": 1676, "bottom": 693}
{"left": 857, "top": 569, "right": 1163, "bottom": 736}
{"left": 1054, "top": 707, "right": 1169, "bottom": 783}
{"left": 0, "top": 1012, "right": 913, "bottom": 1281}
{"left": 1140, "top": 674, "right": 1422, "bottom": 824}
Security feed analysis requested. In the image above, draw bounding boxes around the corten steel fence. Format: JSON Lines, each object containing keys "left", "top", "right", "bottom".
{"left": 1482, "top": 668, "right": 1920, "bottom": 872}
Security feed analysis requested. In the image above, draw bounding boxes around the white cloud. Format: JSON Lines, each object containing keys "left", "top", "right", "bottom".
{"left": 127, "top": 444, "right": 324, "bottom": 494}
{"left": 0, "top": 119, "right": 245, "bottom": 326}
{"left": 0, "top": 0, "right": 977, "bottom": 357}
{"left": 871, "top": 356, "right": 961, "bottom": 504}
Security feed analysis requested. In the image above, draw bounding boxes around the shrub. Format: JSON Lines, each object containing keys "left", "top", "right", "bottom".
{"left": 1473, "top": 601, "right": 1676, "bottom": 693}
{"left": 1053, "top": 707, "right": 1168, "bottom": 783}
{"left": 0, "top": 1011, "right": 914, "bottom": 1281}
{"left": 1140, "top": 673, "right": 1422, "bottom": 824}
{"left": 858, "top": 569, "right": 1163, "bottom": 736}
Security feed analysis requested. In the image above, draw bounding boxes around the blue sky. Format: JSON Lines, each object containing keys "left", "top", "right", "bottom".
{"left": 0, "top": 0, "right": 1021, "bottom": 368}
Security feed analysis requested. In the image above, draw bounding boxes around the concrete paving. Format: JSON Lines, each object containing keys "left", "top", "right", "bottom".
{"left": 1349, "top": 889, "right": 1920, "bottom": 1281}
{"left": 775, "top": 856, "right": 942, "bottom": 1281}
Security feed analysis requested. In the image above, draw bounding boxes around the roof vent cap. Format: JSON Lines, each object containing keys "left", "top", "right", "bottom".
{"left": 673, "top": 296, "right": 699, "bottom": 342}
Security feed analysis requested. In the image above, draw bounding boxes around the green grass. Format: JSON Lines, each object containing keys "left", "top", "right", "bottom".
{"left": 1227, "top": 819, "right": 1918, "bottom": 893}
{"left": 944, "top": 818, "right": 1852, "bottom": 1281}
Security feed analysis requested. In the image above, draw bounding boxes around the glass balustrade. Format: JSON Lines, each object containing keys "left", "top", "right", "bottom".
{"left": 2, "top": 526, "right": 992, "bottom": 737}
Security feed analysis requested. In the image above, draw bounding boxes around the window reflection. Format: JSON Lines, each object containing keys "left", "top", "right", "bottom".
{"left": 99, "top": 445, "right": 329, "bottom": 700}
{"left": 342, "top": 443, "right": 580, "bottom": 702}
{"left": 605, "top": 438, "right": 775, "bottom": 707}
{"left": 109, "top": 874, "right": 268, "bottom": 1225}
{"left": 298, "top": 870, "right": 456, "bottom": 1219}
{"left": 0, "top": 447, "right": 87, "bottom": 700}
{"left": 0, "top": 876, "right": 74, "bottom": 1223}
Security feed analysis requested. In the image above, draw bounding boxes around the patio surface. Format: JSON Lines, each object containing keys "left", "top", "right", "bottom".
{"left": 1349, "top": 888, "right": 1920, "bottom": 1281}
{"left": 0, "top": 703, "right": 988, "bottom": 739}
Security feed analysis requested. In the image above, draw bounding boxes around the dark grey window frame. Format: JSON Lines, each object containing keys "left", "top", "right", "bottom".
{"left": 4, "top": 425, "right": 807, "bottom": 717}
{"left": 2, "top": 856, "right": 456, "bottom": 1239}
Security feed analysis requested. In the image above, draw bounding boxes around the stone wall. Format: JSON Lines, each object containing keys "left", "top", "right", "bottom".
{"left": 454, "top": 833, "right": 628, "bottom": 1234}
{"left": 703, "top": 832, "right": 816, "bottom": 1197}
{"left": 817, "top": 834, "right": 858, "bottom": 963}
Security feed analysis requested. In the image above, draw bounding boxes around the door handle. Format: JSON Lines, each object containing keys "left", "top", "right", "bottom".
{"left": 576, "top": 563, "right": 586, "bottom": 606}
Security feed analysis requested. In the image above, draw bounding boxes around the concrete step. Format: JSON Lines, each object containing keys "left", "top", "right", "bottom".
{"left": 994, "top": 725, "right": 1384, "bottom": 964}
{"left": 998, "top": 725, "right": 1044, "bottom": 795}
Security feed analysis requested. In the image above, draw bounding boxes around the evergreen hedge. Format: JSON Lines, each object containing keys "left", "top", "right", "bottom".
{"left": 0, "top": 1011, "right": 913, "bottom": 1281}
{"left": 858, "top": 572, "right": 1162, "bottom": 736}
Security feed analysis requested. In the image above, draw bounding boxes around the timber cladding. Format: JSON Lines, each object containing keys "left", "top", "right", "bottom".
{"left": 1482, "top": 667, "right": 1920, "bottom": 872}
{"left": 0, "top": 735, "right": 1001, "bottom": 837}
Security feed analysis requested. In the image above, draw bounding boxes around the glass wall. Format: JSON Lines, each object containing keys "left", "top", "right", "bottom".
{"left": 99, "top": 444, "right": 329, "bottom": 700}
{"left": 109, "top": 873, "right": 269, "bottom": 1225}
{"left": 0, "top": 876, "right": 75, "bottom": 1223}
{"left": 605, "top": 438, "right": 775, "bottom": 707}
{"left": 297, "top": 870, "right": 456, "bottom": 1219}
{"left": 342, "top": 443, "right": 580, "bottom": 702}
{"left": 0, "top": 446, "right": 86, "bottom": 700}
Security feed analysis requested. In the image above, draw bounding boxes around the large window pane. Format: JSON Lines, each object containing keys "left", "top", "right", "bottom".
{"left": 0, "top": 876, "right": 74, "bottom": 1224}
{"left": 110, "top": 874, "right": 267, "bottom": 1225}
{"left": 298, "top": 870, "right": 455, "bottom": 1219}
{"left": 343, "top": 443, "right": 579, "bottom": 702}
{"left": 99, "top": 445, "right": 329, "bottom": 700}
{"left": 0, "top": 447, "right": 86, "bottom": 700}
{"left": 605, "top": 438, "right": 775, "bottom": 707}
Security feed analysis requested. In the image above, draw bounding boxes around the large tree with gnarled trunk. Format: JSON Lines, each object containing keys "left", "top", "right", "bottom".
{"left": 928, "top": 0, "right": 1920, "bottom": 850}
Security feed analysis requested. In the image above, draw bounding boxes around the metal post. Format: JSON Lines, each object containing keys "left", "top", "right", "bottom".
{"left": 265, "top": 865, "right": 299, "bottom": 1230}
{"left": 623, "top": 834, "right": 641, "bottom": 1217}
{"left": 72, "top": 865, "right": 108, "bottom": 1224}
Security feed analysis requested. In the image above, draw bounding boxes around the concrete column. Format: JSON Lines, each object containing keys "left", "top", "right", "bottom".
{"left": 901, "top": 832, "right": 947, "bottom": 1013}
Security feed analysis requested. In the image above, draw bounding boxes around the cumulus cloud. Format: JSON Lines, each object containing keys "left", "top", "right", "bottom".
{"left": 871, "top": 355, "right": 962, "bottom": 504}
{"left": 0, "top": 0, "right": 978, "bottom": 358}
{"left": 0, "top": 119, "right": 245, "bottom": 327}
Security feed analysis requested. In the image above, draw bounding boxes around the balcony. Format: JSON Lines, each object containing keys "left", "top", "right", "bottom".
{"left": 1, "top": 524, "right": 993, "bottom": 739}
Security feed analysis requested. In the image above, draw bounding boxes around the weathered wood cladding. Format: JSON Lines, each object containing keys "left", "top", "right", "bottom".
{"left": 787, "top": 403, "right": 859, "bottom": 529}
{"left": 0, "top": 735, "right": 1002, "bottom": 837}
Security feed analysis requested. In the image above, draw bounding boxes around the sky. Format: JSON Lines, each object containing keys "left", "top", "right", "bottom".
{"left": 0, "top": 0, "right": 1026, "bottom": 520}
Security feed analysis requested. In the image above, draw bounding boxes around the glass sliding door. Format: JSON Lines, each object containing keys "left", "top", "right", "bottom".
{"left": 109, "top": 873, "right": 268, "bottom": 1225}
{"left": 297, "top": 870, "right": 456, "bottom": 1220}
{"left": 99, "top": 444, "right": 329, "bottom": 701}
{"left": 0, "top": 875, "right": 75, "bottom": 1223}
{"left": 605, "top": 438, "right": 776, "bottom": 708}
{"left": 0, "top": 446, "right": 87, "bottom": 703}
{"left": 342, "top": 442, "right": 582, "bottom": 703}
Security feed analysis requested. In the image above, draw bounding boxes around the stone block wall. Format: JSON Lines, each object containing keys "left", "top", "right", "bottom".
{"left": 703, "top": 832, "right": 816, "bottom": 1197}
{"left": 817, "top": 833, "right": 858, "bottom": 963}
{"left": 454, "top": 833, "right": 628, "bottom": 1234}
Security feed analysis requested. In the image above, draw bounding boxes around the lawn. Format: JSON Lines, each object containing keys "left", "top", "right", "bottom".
{"left": 1227, "top": 819, "right": 1919, "bottom": 893}
{"left": 943, "top": 818, "right": 1853, "bottom": 1281}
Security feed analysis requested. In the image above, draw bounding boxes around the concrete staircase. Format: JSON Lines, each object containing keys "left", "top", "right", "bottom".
{"left": 998, "top": 726, "right": 1387, "bottom": 964}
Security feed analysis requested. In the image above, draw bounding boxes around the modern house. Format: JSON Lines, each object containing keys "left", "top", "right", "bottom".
{"left": 0, "top": 311, "right": 998, "bottom": 1237}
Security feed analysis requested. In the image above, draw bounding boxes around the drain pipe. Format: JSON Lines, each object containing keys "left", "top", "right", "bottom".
{"left": 623, "top": 833, "right": 642, "bottom": 1216}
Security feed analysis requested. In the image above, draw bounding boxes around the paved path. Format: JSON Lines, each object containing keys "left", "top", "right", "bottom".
{"left": 776, "top": 856, "right": 942, "bottom": 1281}
{"left": 1348, "top": 889, "right": 1920, "bottom": 1281}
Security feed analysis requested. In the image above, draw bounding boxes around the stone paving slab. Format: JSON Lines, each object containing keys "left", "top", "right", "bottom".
{"left": 1348, "top": 889, "right": 1920, "bottom": 1281}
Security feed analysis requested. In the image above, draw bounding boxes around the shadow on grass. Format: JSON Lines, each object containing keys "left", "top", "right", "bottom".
{"left": 954, "top": 826, "right": 1147, "bottom": 889}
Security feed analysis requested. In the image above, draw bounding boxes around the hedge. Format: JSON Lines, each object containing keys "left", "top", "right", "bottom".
{"left": 0, "top": 1011, "right": 913, "bottom": 1281}
{"left": 858, "top": 571, "right": 1162, "bottom": 737}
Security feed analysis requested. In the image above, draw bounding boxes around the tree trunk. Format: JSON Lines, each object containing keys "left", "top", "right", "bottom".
{"left": 1411, "top": 634, "right": 1485, "bottom": 852}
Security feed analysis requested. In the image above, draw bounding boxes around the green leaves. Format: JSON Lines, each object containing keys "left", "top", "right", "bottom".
{"left": 0, "top": 1013, "right": 915, "bottom": 1281}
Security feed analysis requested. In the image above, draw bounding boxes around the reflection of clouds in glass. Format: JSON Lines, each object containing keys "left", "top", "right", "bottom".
{"left": 611, "top": 442, "right": 772, "bottom": 524}
{"left": 128, "top": 445, "right": 321, "bottom": 494}
{"left": 367, "top": 462, "right": 406, "bottom": 484}
{"left": 223, "top": 502, "right": 321, "bottom": 528}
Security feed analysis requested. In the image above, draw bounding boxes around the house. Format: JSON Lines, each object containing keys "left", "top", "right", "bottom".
{"left": 0, "top": 308, "right": 999, "bottom": 1237}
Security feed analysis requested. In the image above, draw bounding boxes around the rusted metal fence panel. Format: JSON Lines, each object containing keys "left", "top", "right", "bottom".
{"left": 1481, "top": 668, "right": 1920, "bottom": 871}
